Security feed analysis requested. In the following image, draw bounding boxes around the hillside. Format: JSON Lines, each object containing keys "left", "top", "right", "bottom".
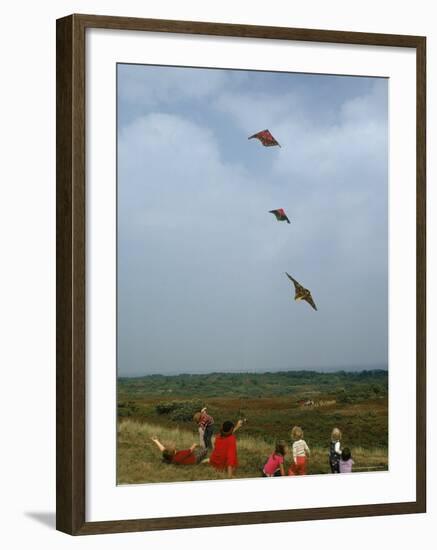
{"left": 118, "top": 370, "right": 388, "bottom": 450}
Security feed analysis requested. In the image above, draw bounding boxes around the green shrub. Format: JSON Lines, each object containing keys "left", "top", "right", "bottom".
{"left": 118, "top": 400, "right": 139, "bottom": 417}
{"left": 155, "top": 402, "right": 178, "bottom": 415}
{"left": 155, "top": 400, "right": 203, "bottom": 422}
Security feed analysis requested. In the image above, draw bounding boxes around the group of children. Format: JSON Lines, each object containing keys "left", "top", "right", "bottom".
{"left": 150, "top": 407, "right": 354, "bottom": 478}
{"left": 151, "top": 408, "right": 242, "bottom": 477}
{"left": 262, "top": 426, "right": 354, "bottom": 477}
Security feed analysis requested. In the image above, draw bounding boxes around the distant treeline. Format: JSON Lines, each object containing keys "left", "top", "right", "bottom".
{"left": 118, "top": 369, "right": 388, "bottom": 399}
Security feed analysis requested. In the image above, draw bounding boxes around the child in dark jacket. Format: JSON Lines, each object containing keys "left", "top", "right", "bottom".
{"left": 329, "top": 427, "right": 342, "bottom": 473}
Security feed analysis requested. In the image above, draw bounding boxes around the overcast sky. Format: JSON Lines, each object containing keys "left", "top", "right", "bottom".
{"left": 117, "top": 64, "right": 388, "bottom": 376}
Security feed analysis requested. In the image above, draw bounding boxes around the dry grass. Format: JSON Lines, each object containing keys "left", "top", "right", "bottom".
{"left": 117, "top": 420, "right": 388, "bottom": 485}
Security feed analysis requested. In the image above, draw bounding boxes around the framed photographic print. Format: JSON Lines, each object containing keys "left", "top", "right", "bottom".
{"left": 56, "top": 14, "right": 426, "bottom": 535}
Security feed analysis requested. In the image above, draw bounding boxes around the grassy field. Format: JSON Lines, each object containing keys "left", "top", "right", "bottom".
{"left": 117, "top": 419, "right": 388, "bottom": 485}
{"left": 117, "top": 370, "right": 388, "bottom": 484}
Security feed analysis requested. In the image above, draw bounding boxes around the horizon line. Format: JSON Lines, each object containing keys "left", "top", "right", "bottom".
{"left": 118, "top": 366, "right": 388, "bottom": 379}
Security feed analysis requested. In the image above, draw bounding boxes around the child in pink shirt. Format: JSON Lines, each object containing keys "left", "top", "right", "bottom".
{"left": 262, "top": 440, "right": 287, "bottom": 477}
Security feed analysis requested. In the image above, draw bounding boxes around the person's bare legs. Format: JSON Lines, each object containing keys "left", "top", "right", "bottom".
{"left": 198, "top": 427, "right": 206, "bottom": 448}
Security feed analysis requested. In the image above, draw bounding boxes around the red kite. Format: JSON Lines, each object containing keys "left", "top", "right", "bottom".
{"left": 285, "top": 273, "right": 317, "bottom": 311}
{"left": 248, "top": 129, "right": 281, "bottom": 147}
{"left": 269, "top": 208, "right": 290, "bottom": 224}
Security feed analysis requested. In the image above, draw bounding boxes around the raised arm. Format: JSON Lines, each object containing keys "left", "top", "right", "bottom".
{"left": 233, "top": 419, "right": 244, "bottom": 433}
{"left": 150, "top": 437, "right": 166, "bottom": 453}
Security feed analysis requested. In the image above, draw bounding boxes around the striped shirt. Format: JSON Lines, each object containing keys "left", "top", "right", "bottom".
{"left": 293, "top": 439, "right": 310, "bottom": 459}
{"left": 199, "top": 412, "right": 214, "bottom": 430}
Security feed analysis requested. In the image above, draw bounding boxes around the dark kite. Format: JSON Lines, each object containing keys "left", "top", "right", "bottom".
{"left": 248, "top": 129, "right": 281, "bottom": 147}
{"left": 269, "top": 208, "right": 290, "bottom": 224}
{"left": 285, "top": 272, "right": 317, "bottom": 311}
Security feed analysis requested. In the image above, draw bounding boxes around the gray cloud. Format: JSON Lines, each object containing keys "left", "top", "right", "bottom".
{"left": 118, "top": 64, "right": 229, "bottom": 108}
{"left": 117, "top": 66, "right": 388, "bottom": 376}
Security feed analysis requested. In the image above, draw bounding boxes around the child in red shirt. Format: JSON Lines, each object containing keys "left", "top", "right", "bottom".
{"left": 208, "top": 419, "right": 244, "bottom": 478}
{"left": 151, "top": 437, "right": 207, "bottom": 465}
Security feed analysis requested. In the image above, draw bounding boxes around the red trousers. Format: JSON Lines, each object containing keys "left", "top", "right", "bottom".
{"left": 288, "top": 456, "right": 307, "bottom": 476}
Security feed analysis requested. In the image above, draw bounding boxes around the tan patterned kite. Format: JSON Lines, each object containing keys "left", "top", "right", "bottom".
{"left": 285, "top": 272, "right": 317, "bottom": 311}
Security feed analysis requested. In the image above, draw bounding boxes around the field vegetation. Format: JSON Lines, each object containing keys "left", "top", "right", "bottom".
{"left": 117, "top": 370, "right": 388, "bottom": 484}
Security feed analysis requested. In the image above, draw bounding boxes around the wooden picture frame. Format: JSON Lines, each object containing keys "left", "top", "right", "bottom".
{"left": 56, "top": 13, "right": 426, "bottom": 535}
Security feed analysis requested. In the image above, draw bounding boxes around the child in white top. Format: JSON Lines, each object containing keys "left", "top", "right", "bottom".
{"left": 288, "top": 426, "right": 310, "bottom": 476}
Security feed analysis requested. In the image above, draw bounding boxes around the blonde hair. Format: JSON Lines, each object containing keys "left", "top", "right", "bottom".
{"left": 331, "top": 428, "right": 342, "bottom": 441}
{"left": 291, "top": 426, "right": 303, "bottom": 441}
{"left": 193, "top": 412, "right": 201, "bottom": 422}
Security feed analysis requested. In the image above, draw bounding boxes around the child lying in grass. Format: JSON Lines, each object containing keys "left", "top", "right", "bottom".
{"left": 151, "top": 436, "right": 208, "bottom": 465}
